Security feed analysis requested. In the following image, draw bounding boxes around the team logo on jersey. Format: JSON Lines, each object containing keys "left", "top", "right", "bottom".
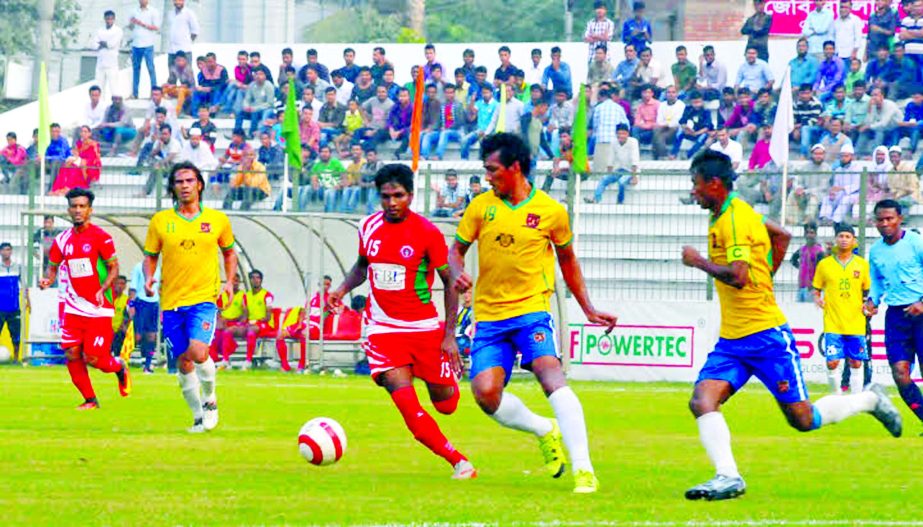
{"left": 853, "top": 270, "right": 860, "bottom": 278}
{"left": 495, "top": 233, "right": 515, "bottom": 248}
{"left": 777, "top": 380, "right": 790, "bottom": 393}
{"left": 525, "top": 213, "right": 541, "bottom": 229}
{"left": 180, "top": 239, "right": 196, "bottom": 250}
{"left": 201, "top": 223, "right": 211, "bottom": 233}
{"left": 400, "top": 245, "right": 414, "bottom": 258}
{"left": 532, "top": 331, "right": 546, "bottom": 343}
{"left": 202, "top": 320, "right": 212, "bottom": 331}
{"left": 82, "top": 243, "right": 91, "bottom": 253}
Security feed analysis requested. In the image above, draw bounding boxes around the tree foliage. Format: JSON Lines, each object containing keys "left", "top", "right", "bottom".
{"left": 0, "top": 0, "right": 82, "bottom": 59}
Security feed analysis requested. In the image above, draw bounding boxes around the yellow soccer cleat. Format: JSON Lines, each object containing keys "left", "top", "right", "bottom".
{"left": 538, "top": 419, "right": 567, "bottom": 478}
{"left": 573, "top": 469, "right": 599, "bottom": 494}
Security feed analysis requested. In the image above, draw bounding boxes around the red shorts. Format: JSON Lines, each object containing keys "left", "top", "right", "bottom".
{"left": 61, "top": 313, "right": 114, "bottom": 357}
{"left": 251, "top": 320, "right": 274, "bottom": 335}
{"left": 223, "top": 319, "right": 245, "bottom": 329}
{"left": 363, "top": 330, "right": 455, "bottom": 386}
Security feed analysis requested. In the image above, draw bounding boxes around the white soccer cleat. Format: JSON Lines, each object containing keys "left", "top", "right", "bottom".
{"left": 188, "top": 418, "right": 206, "bottom": 434}
{"left": 451, "top": 460, "right": 477, "bottom": 480}
{"left": 240, "top": 360, "right": 252, "bottom": 370}
{"left": 202, "top": 401, "right": 219, "bottom": 431}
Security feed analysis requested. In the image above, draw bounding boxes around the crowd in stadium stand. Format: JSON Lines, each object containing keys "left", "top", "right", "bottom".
{"left": 1, "top": 0, "right": 922, "bottom": 220}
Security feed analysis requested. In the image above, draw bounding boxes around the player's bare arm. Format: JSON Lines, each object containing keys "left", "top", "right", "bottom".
{"left": 448, "top": 240, "right": 472, "bottom": 293}
{"left": 142, "top": 254, "right": 159, "bottom": 297}
{"left": 763, "top": 218, "right": 792, "bottom": 274}
{"left": 681, "top": 246, "right": 749, "bottom": 289}
{"left": 437, "top": 266, "right": 463, "bottom": 377}
{"left": 555, "top": 243, "right": 617, "bottom": 334}
{"left": 38, "top": 262, "right": 59, "bottom": 289}
{"left": 221, "top": 249, "right": 239, "bottom": 300}
{"left": 328, "top": 255, "right": 369, "bottom": 310}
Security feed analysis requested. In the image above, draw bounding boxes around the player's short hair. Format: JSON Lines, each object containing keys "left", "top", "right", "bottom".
{"left": 424, "top": 43, "right": 436, "bottom": 52}
{"left": 690, "top": 149, "right": 735, "bottom": 190}
{"left": 374, "top": 163, "right": 415, "bottom": 193}
{"left": 0, "top": 242, "right": 11, "bottom": 250}
{"left": 167, "top": 161, "right": 205, "bottom": 201}
{"left": 323, "top": 275, "right": 332, "bottom": 281}
{"left": 531, "top": 48, "right": 541, "bottom": 56}
{"left": 66, "top": 187, "right": 95, "bottom": 206}
{"left": 282, "top": 47, "right": 293, "bottom": 56}
{"left": 874, "top": 199, "right": 902, "bottom": 216}
{"left": 344, "top": 47, "right": 355, "bottom": 55}
{"left": 703, "top": 45, "right": 715, "bottom": 54}
{"left": 249, "top": 269, "right": 263, "bottom": 280}
{"left": 249, "top": 51, "right": 261, "bottom": 58}
{"left": 104, "top": 10, "right": 115, "bottom": 17}
{"left": 676, "top": 45, "right": 687, "bottom": 54}
{"left": 551, "top": 46, "right": 562, "bottom": 55}
{"left": 822, "top": 40, "right": 835, "bottom": 49}
{"left": 374, "top": 46, "right": 386, "bottom": 55}
{"left": 480, "top": 133, "right": 531, "bottom": 178}
{"left": 6, "top": 132, "right": 16, "bottom": 140}
{"left": 803, "top": 220, "right": 818, "bottom": 232}
{"left": 117, "top": 274, "right": 127, "bottom": 281}
{"left": 498, "top": 45, "right": 511, "bottom": 54}
{"left": 89, "top": 85, "right": 101, "bottom": 93}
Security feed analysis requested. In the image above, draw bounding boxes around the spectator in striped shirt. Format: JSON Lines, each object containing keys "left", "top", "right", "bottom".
{"left": 584, "top": 1, "right": 616, "bottom": 63}
{"left": 793, "top": 84, "right": 824, "bottom": 157}
{"left": 898, "top": 0, "right": 923, "bottom": 68}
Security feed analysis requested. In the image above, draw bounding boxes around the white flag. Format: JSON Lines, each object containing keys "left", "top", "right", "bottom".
{"left": 769, "top": 67, "right": 794, "bottom": 168}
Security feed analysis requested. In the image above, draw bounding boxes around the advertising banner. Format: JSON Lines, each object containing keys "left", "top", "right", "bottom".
{"left": 766, "top": 0, "right": 905, "bottom": 36}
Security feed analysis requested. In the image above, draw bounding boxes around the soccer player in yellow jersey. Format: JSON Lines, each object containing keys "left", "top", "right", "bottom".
{"left": 449, "top": 133, "right": 617, "bottom": 494}
{"left": 143, "top": 162, "right": 238, "bottom": 433}
{"left": 680, "top": 150, "right": 901, "bottom": 501}
{"left": 812, "top": 223, "right": 871, "bottom": 395}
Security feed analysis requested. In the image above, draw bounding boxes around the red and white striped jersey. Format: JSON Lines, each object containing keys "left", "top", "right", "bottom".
{"left": 48, "top": 224, "right": 117, "bottom": 318}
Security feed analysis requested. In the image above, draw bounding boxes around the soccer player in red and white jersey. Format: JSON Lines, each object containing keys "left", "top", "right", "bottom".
{"left": 39, "top": 188, "right": 131, "bottom": 409}
{"left": 327, "top": 163, "right": 475, "bottom": 479}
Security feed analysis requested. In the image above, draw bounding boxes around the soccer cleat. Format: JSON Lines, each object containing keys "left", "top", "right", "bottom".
{"left": 76, "top": 399, "right": 100, "bottom": 411}
{"left": 202, "top": 401, "right": 219, "bottom": 431}
{"left": 451, "top": 460, "right": 477, "bottom": 480}
{"left": 573, "top": 469, "right": 599, "bottom": 494}
{"left": 241, "top": 360, "right": 252, "bottom": 370}
{"left": 867, "top": 383, "right": 902, "bottom": 438}
{"left": 188, "top": 418, "right": 206, "bottom": 434}
{"left": 116, "top": 365, "right": 132, "bottom": 397}
{"left": 216, "top": 360, "right": 230, "bottom": 370}
{"left": 685, "top": 474, "right": 747, "bottom": 501}
{"left": 537, "top": 419, "right": 567, "bottom": 478}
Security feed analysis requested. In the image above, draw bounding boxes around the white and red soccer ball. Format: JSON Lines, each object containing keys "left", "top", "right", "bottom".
{"left": 298, "top": 417, "right": 347, "bottom": 466}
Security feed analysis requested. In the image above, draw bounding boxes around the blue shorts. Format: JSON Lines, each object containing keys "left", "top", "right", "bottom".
{"left": 884, "top": 305, "right": 923, "bottom": 365}
{"left": 697, "top": 324, "right": 809, "bottom": 405}
{"left": 823, "top": 333, "right": 868, "bottom": 362}
{"left": 162, "top": 302, "right": 218, "bottom": 360}
{"left": 470, "top": 311, "right": 559, "bottom": 385}
{"left": 134, "top": 299, "right": 159, "bottom": 334}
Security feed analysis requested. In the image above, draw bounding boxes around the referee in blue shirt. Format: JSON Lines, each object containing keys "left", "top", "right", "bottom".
{"left": 865, "top": 199, "right": 923, "bottom": 431}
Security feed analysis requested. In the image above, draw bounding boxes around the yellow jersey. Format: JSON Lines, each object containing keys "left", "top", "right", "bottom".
{"left": 812, "top": 254, "right": 870, "bottom": 336}
{"left": 243, "top": 288, "right": 274, "bottom": 325}
{"left": 708, "top": 193, "right": 787, "bottom": 339}
{"left": 456, "top": 187, "right": 572, "bottom": 322}
{"left": 143, "top": 207, "right": 235, "bottom": 311}
{"left": 219, "top": 290, "right": 245, "bottom": 320}
{"left": 112, "top": 293, "right": 129, "bottom": 332}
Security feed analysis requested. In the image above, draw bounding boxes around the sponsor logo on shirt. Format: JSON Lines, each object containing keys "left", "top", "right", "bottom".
{"left": 525, "top": 213, "right": 540, "bottom": 229}
{"left": 180, "top": 239, "right": 195, "bottom": 250}
{"left": 201, "top": 223, "right": 211, "bottom": 233}
{"left": 495, "top": 233, "right": 515, "bottom": 248}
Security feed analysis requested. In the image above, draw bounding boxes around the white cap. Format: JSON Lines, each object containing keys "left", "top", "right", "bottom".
{"left": 810, "top": 143, "right": 825, "bottom": 153}
{"left": 888, "top": 145, "right": 902, "bottom": 154}
{"left": 840, "top": 143, "right": 854, "bottom": 155}
{"left": 189, "top": 128, "right": 203, "bottom": 137}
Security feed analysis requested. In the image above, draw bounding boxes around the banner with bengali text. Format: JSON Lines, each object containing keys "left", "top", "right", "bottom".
{"left": 765, "top": 0, "right": 906, "bottom": 36}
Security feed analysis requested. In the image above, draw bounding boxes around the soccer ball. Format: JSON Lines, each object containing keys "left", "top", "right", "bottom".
{"left": 0, "top": 346, "right": 11, "bottom": 363}
{"left": 298, "top": 417, "right": 347, "bottom": 466}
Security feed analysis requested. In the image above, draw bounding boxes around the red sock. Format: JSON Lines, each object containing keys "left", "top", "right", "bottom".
{"left": 221, "top": 332, "right": 237, "bottom": 362}
{"left": 210, "top": 329, "right": 224, "bottom": 361}
{"left": 276, "top": 340, "right": 291, "bottom": 371}
{"left": 390, "top": 386, "right": 465, "bottom": 466}
{"left": 92, "top": 353, "right": 122, "bottom": 374}
{"left": 67, "top": 358, "right": 96, "bottom": 401}
{"left": 297, "top": 335, "right": 307, "bottom": 370}
{"left": 245, "top": 331, "right": 257, "bottom": 361}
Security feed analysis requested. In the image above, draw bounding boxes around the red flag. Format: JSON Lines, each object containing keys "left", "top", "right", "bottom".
{"left": 409, "top": 66, "right": 425, "bottom": 172}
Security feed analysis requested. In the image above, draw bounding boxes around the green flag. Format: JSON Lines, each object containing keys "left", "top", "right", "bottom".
{"left": 571, "top": 84, "right": 588, "bottom": 174}
{"left": 38, "top": 62, "right": 50, "bottom": 155}
{"left": 281, "top": 83, "right": 302, "bottom": 170}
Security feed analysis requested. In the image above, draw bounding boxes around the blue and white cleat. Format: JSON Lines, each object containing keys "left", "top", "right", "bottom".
{"left": 685, "top": 474, "right": 746, "bottom": 501}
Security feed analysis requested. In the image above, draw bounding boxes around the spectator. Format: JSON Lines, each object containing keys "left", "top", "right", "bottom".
{"left": 793, "top": 83, "right": 824, "bottom": 157}
{"left": 631, "top": 85, "right": 659, "bottom": 145}
{"left": 129, "top": 0, "right": 159, "bottom": 99}
{"left": 887, "top": 146, "right": 920, "bottom": 208}
{"left": 889, "top": 43, "right": 922, "bottom": 99}
{"left": 302, "top": 49, "right": 330, "bottom": 83}
{"left": 193, "top": 52, "right": 228, "bottom": 115}
{"left": 843, "top": 80, "right": 870, "bottom": 142}
{"left": 1, "top": 132, "right": 28, "bottom": 194}
{"left": 586, "top": 124, "right": 639, "bottom": 204}
{"left": 428, "top": 65, "right": 448, "bottom": 103}
{"left": 44, "top": 123, "right": 71, "bottom": 189}
{"left": 629, "top": 47, "right": 661, "bottom": 99}
{"left": 788, "top": 145, "right": 831, "bottom": 223}
{"left": 792, "top": 221, "right": 825, "bottom": 302}
{"left": 843, "top": 57, "right": 864, "bottom": 93}
{"left": 50, "top": 125, "right": 100, "bottom": 195}
{"left": 82, "top": 86, "right": 106, "bottom": 141}
{"left": 582, "top": 0, "right": 616, "bottom": 62}
{"left": 818, "top": 144, "right": 860, "bottom": 224}
{"left": 419, "top": 84, "right": 442, "bottom": 144}
{"left": 178, "top": 128, "right": 218, "bottom": 174}
{"left": 542, "top": 46, "right": 573, "bottom": 99}
{"left": 653, "top": 85, "right": 685, "bottom": 160}
{"left": 823, "top": 84, "right": 849, "bottom": 122}
{"left": 723, "top": 87, "right": 760, "bottom": 149}
{"left": 305, "top": 145, "right": 345, "bottom": 212}
{"left": 185, "top": 105, "right": 218, "bottom": 149}
{"left": 790, "top": 38, "right": 821, "bottom": 88}
{"left": 672, "top": 46, "right": 698, "bottom": 97}
{"left": 358, "top": 85, "right": 395, "bottom": 151}
{"left": 897, "top": 88, "right": 923, "bottom": 152}
{"left": 223, "top": 51, "right": 252, "bottom": 115}
{"left": 385, "top": 89, "right": 413, "bottom": 157}
{"left": 586, "top": 46, "right": 615, "bottom": 87}
{"left": 133, "top": 106, "right": 169, "bottom": 168}
{"left": 432, "top": 169, "right": 466, "bottom": 217}
{"left": 256, "top": 131, "right": 283, "bottom": 180}
{"left": 740, "top": 0, "right": 773, "bottom": 61}
{"left": 868, "top": 145, "right": 892, "bottom": 203}
{"left": 818, "top": 117, "right": 853, "bottom": 162}
{"left": 214, "top": 128, "right": 251, "bottom": 192}
{"left": 427, "top": 84, "right": 466, "bottom": 160}
{"left": 865, "top": 45, "right": 896, "bottom": 93}
{"left": 494, "top": 46, "right": 518, "bottom": 84}
{"left": 735, "top": 46, "right": 774, "bottom": 93}
{"left": 25, "top": 129, "right": 38, "bottom": 165}
{"left": 453, "top": 68, "right": 471, "bottom": 106}
{"left": 802, "top": 0, "right": 835, "bottom": 59}
{"left": 92, "top": 10, "right": 122, "bottom": 100}
{"left": 299, "top": 107, "right": 320, "bottom": 162}
{"left": 520, "top": 98, "right": 554, "bottom": 164}
{"left": 276, "top": 48, "right": 296, "bottom": 85}
{"left": 614, "top": 44, "right": 640, "bottom": 89}
{"left": 380, "top": 68, "right": 400, "bottom": 103}
{"left": 0, "top": 241, "right": 24, "bottom": 363}
{"left": 299, "top": 85, "right": 322, "bottom": 114}
{"left": 548, "top": 88, "right": 574, "bottom": 153}
{"left": 543, "top": 128, "right": 574, "bottom": 192}
{"left": 334, "top": 99, "right": 364, "bottom": 156}
{"left": 898, "top": 0, "right": 923, "bottom": 68}
{"left": 339, "top": 48, "right": 360, "bottom": 84}
{"left": 524, "top": 48, "right": 544, "bottom": 87}
{"left": 224, "top": 150, "right": 269, "bottom": 211}
{"left": 97, "top": 95, "right": 136, "bottom": 156}
{"left": 459, "top": 48, "right": 478, "bottom": 85}
{"left": 162, "top": 51, "right": 195, "bottom": 116}
{"left": 167, "top": 0, "right": 199, "bottom": 67}
{"left": 693, "top": 46, "right": 727, "bottom": 102}
{"left": 237, "top": 69, "right": 275, "bottom": 138}
{"left": 867, "top": 0, "right": 899, "bottom": 61}
{"left": 709, "top": 127, "right": 743, "bottom": 170}
{"left": 467, "top": 66, "right": 490, "bottom": 103}
{"left": 142, "top": 123, "right": 181, "bottom": 195}
{"left": 833, "top": 0, "right": 864, "bottom": 66}
{"left": 748, "top": 124, "right": 774, "bottom": 171}
{"left": 423, "top": 43, "right": 443, "bottom": 81}
{"left": 487, "top": 85, "right": 525, "bottom": 135}
{"left": 752, "top": 87, "right": 777, "bottom": 125}
{"left": 856, "top": 86, "right": 900, "bottom": 154}
{"left": 460, "top": 176, "right": 485, "bottom": 215}
{"left": 32, "top": 216, "right": 63, "bottom": 277}
{"left": 329, "top": 69, "right": 353, "bottom": 108}
{"left": 318, "top": 87, "right": 346, "bottom": 146}
{"left": 620, "top": 2, "right": 651, "bottom": 60}
{"left": 359, "top": 148, "right": 382, "bottom": 214}
{"left": 673, "top": 90, "right": 712, "bottom": 159}
{"left": 342, "top": 144, "right": 365, "bottom": 213}
{"left": 461, "top": 84, "right": 498, "bottom": 160}
{"left": 370, "top": 46, "right": 392, "bottom": 84}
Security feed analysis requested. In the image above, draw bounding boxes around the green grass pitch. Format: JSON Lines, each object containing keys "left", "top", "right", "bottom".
{"left": 1, "top": 366, "right": 922, "bottom": 526}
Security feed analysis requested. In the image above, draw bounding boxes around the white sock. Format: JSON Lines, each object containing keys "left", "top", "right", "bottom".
{"left": 548, "top": 386, "right": 593, "bottom": 473}
{"left": 196, "top": 358, "right": 217, "bottom": 404}
{"left": 827, "top": 362, "right": 844, "bottom": 395}
{"left": 814, "top": 391, "right": 877, "bottom": 426}
{"left": 849, "top": 366, "right": 864, "bottom": 394}
{"left": 178, "top": 371, "right": 204, "bottom": 420}
{"left": 491, "top": 392, "right": 553, "bottom": 437}
{"left": 697, "top": 412, "right": 739, "bottom": 478}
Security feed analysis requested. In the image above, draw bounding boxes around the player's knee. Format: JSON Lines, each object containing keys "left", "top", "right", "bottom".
{"left": 826, "top": 360, "right": 839, "bottom": 370}
{"left": 64, "top": 348, "right": 80, "bottom": 361}
{"left": 688, "top": 395, "right": 717, "bottom": 417}
{"left": 472, "top": 385, "right": 501, "bottom": 415}
{"left": 432, "top": 388, "right": 459, "bottom": 415}
{"left": 787, "top": 413, "right": 815, "bottom": 433}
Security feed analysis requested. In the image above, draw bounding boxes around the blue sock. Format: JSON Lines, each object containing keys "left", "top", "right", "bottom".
{"left": 810, "top": 406, "right": 822, "bottom": 430}
{"left": 896, "top": 383, "right": 923, "bottom": 423}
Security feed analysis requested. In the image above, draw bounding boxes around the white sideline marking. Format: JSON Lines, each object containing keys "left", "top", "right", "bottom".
{"left": 355, "top": 522, "right": 923, "bottom": 527}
